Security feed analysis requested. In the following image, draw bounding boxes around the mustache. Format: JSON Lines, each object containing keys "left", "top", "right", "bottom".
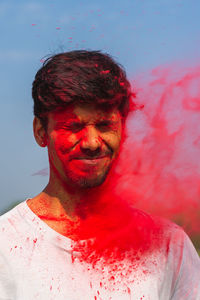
{"left": 69, "top": 151, "right": 113, "bottom": 160}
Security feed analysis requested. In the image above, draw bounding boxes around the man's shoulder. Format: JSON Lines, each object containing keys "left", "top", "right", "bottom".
{"left": 0, "top": 201, "right": 24, "bottom": 222}
{"left": 154, "top": 219, "right": 200, "bottom": 299}
{"left": 151, "top": 214, "right": 185, "bottom": 238}
{"left": 0, "top": 201, "right": 28, "bottom": 242}
{"left": 154, "top": 215, "right": 189, "bottom": 247}
{"left": 151, "top": 215, "right": 200, "bottom": 266}
{"left": 134, "top": 210, "right": 186, "bottom": 247}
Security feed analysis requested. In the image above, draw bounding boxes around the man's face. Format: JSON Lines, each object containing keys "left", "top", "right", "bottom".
{"left": 46, "top": 104, "right": 122, "bottom": 189}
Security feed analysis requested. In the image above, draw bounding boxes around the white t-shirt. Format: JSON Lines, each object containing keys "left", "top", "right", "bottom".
{"left": 0, "top": 201, "right": 199, "bottom": 300}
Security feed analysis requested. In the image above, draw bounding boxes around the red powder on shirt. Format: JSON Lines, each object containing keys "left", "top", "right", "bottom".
{"left": 68, "top": 64, "right": 200, "bottom": 280}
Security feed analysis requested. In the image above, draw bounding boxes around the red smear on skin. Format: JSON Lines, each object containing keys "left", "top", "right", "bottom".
{"left": 47, "top": 105, "right": 123, "bottom": 190}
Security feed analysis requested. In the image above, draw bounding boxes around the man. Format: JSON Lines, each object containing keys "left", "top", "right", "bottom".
{"left": 0, "top": 50, "right": 199, "bottom": 299}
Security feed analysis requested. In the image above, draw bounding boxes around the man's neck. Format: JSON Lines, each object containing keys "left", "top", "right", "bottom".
{"left": 27, "top": 177, "right": 102, "bottom": 239}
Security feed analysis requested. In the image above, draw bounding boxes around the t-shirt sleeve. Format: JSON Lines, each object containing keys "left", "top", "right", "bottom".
{"left": 170, "top": 231, "right": 200, "bottom": 300}
{"left": 0, "top": 253, "right": 16, "bottom": 300}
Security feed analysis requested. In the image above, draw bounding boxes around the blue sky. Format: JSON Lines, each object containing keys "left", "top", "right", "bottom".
{"left": 0, "top": 0, "right": 200, "bottom": 213}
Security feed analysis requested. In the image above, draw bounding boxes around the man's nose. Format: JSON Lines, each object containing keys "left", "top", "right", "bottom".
{"left": 80, "top": 125, "right": 102, "bottom": 152}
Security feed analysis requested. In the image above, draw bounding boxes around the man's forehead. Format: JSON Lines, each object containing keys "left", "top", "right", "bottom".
{"left": 49, "top": 104, "right": 120, "bottom": 123}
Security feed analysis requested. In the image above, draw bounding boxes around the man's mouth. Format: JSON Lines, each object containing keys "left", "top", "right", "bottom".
{"left": 75, "top": 156, "right": 107, "bottom": 160}
{"left": 72, "top": 156, "right": 110, "bottom": 167}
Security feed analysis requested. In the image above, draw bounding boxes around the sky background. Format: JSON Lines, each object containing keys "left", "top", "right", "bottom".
{"left": 0, "top": 0, "right": 200, "bottom": 214}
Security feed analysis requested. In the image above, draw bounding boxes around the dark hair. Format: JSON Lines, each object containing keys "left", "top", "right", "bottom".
{"left": 32, "top": 50, "right": 135, "bottom": 129}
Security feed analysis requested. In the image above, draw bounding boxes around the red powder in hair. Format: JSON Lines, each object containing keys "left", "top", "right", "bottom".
{"left": 100, "top": 70, "right": 110, "bottom": 74}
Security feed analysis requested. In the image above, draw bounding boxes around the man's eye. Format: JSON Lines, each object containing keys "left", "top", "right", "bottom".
{"left": 96, "top": 122, "right": 111, "bottom": 131}
{"left": 65, "top": 123, "right": 84, "bottom": 132}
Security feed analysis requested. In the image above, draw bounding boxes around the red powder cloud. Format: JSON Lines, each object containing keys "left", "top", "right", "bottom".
{"left": 114, "top": 64, "right": 200, "bottom": 240}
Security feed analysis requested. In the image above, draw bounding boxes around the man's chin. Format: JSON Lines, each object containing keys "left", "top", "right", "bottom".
{"left": 73, "top": 173, "right": 107, "bottom": 189}
{"left": 65, "top": 169, "right": 110, "bottom": 189}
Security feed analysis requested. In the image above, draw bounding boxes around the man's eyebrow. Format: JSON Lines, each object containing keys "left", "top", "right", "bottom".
{"left": 55, "top": 119, "right": 81, "bottom": 125}
{"left": 55, "top": 118, "right": 117, "bottom": 127}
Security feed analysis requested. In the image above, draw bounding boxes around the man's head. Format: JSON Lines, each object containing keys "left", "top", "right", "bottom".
{"left": 32, "top": 50, "right": 134, "bottom": 189}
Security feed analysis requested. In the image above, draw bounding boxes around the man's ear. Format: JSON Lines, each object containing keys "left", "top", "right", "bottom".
{"left": 33, "top": 117, "right": 47, "bottom": 147}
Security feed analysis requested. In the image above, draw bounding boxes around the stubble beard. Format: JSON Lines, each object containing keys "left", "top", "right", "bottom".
{"left": 65, "top": 163, "right": 112, "bottom": 189}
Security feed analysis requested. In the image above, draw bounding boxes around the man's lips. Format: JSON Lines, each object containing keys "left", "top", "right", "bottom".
{"left": 74, "top": 156, "right": 108, "bottom": 160}
{"left": 71, "top": 156, "right": 110, "bottom": 166}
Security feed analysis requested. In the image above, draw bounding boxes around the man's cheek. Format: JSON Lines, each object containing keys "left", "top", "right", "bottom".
{"left": 54, "top": 133, "right": 77, "bottom": 155}
{"left": 105, "top": 134, "right": 121, "bottom": 153}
